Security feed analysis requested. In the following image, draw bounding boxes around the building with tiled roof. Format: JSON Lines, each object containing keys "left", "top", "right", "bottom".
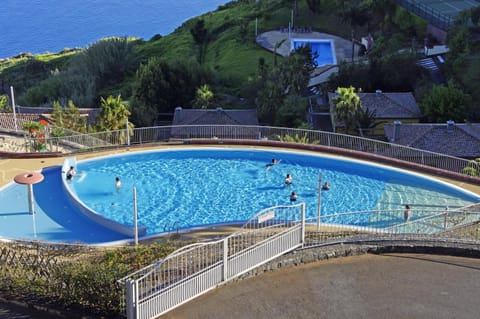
{"left": 356, "top": 91, "right": 422, "bottom": 119}
{"left": 384, "top": 121, "right": 480, "bottom": 159}
{"left": 171, "top": 107, "right": 260, "bottom": 139}
{"left": 328, "top": 91, "right": 422, "bottom": 134}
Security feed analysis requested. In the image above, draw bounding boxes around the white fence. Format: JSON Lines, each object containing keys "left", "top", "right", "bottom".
{"left": 10, "top": 124, "right": 477, "bottom": 178}
{"left": 118, "top": 203, "right": 306, "bottom": 319}
{"left": 303, "top": 205, "right": 480, "bottom": 247}
{"left": 118, "top": 202, "right": 480, "bottom": 319}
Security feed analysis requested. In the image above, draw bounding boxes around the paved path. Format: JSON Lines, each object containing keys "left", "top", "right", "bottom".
{"left": 161, "top": 253, "right": 480, "bottom": 319}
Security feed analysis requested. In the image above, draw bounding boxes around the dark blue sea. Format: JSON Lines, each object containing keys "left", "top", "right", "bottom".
{"left": 0, "top": 0, "right": 227, "bottom": 59}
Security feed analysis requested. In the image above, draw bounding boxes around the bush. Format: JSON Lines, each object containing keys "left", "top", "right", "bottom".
{"left": 0, "top": 242, "right": 177, "bottom": 316}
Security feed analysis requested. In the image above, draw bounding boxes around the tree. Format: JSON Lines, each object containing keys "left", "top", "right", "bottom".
{"left": 255, "top": 45, "right": 316, "bottom": 126}
{"left": 96, "top": 95, "right": 132, "bottom": 131}
{"left": 355, "top": 107, "right": 378, "bottom": 137}
{"left": 69, "top": 37, "right": 140, "bottom": 90}
{"left": 306, "top": 0, "right": 324, "bottom": 14}
{"left": 190, "top": 19, "right": 209, "bottom": 64}
{"left": 472, "top": 6, "right": 480, "bottom": 26}
{"left": 256, "top": 67, "right": 284, "bottom": 125}
{"left": 420, "top": 80, "right": 472, "bottom": 123}
{"left": 332, "top": 86, "right": 363, "bottom": 134}
{"left": 276, "top": 95, "right": 308, "bottom": 127}
{"left": 463, "top": 158, "right": 480, "bottom": 177}
{"left": 336, "top": 0, "right": 370, "bottom": 61}
{"left": 129, "top": 58, "right": 212, "bottom": 126}
{"left": 280, "top": 45, "right": 317, "bottom": 95}
{"left": 194, "top": 84, "right": 214, "bottom": 109}
{"left": 51, "top": 100, "right": 88, "bottom": 133}
{"left": 273, "top": 39, "right": 286, "bottom": 67}
{"left": 0, "top": 95, "right": 10, "bottom": 112}
{"left": 24, "top": 37, "right": 140, "bottom": 108}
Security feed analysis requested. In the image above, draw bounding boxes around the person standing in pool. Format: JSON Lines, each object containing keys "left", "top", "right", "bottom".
{"left": 66, "top": 166, "right": 76, "bottom": 181}
{"left": 290, "top": 191, "right": 297, "bottom": 202}
{"left": 284, "top": 173, "right": 293, "bottom": 186}
{"left": 115, "top": 177, "right": 121, "bottom": 190}
{"left": 404, "top": 204, "right": 411, "bottom": 222}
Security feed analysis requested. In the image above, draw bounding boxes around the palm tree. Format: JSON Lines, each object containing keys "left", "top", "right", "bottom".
{"left": 463, "top": 158, "right": 480, "bottom": 177}
{"left": 194, "top": 84, "right": 214, "bottom": 109}
{"left": 96, "top": 95, "right": 133, "bottom": 143}
{"left": 332, "top": 86, "right": 363, "bottom": 134}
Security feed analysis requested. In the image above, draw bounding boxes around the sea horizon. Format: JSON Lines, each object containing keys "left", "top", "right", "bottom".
{"left": 0, "top": 0, "right": 227, "bottom": 59}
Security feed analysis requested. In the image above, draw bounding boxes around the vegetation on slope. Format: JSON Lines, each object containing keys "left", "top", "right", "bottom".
{"left": 0, "top": 0, "right": 479, "bottom": 128}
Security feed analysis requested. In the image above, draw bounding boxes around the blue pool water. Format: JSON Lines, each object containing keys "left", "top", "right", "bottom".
{"left": 0, "top": 167, "right": 127, "bottom": 244}
{"left": 292, "top": 39, "right": 337, "bottom": 66}
{"left": 1, "top": 148, "right": 478, "bottom": 244}
{"left": 69, "top": 148, "right": 479, "bottom": 235}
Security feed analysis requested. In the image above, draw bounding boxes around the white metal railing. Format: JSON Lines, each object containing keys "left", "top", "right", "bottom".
{"left": 9, "top": 124, "right": 476, "bottom": 179}
{"left": 303, "top": 207, "right": 480, "bottom": 247}
{"left": 118, "top": 203, "right": 480, "bottom": 319}
{"left": 118, "top": 203, "right": 306, "bottom": 319}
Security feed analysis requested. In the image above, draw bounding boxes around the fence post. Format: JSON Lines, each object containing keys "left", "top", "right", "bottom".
{"left": 125, "top": 279, "right": 136, "bottom": 319}
{"left": 133, "top": 187, "right": 138, "bottom": 246}
{"left": 317, "top": 173, "right": 322, "bottom": 231}
{"left": 10, "top": 86, "right": 18, "bottom": 132}
{"left": 126, "top": 118, "right": 130, "bottom": 146}
{"left": 222, "top": 237, "right": 228, "bottom": 281}
{"left": 301, "top": 203, "right": 306, "bottom": 246}
{"left": 444, "top": 207, "right": 448, "bottom": 230}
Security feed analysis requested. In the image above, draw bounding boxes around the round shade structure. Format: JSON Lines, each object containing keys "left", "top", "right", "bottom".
{"left": 14, "top": 172, "right": 44, "bottom": 214}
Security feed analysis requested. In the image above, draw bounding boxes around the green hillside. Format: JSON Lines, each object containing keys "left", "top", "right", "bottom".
{"left": 1, "top": 0, "right": 478, "bottom": 127}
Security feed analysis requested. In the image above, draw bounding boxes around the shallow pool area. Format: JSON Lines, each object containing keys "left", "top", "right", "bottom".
{"left": 0, "top": 167, "right": 129, "bottom": 244}
{"left": 291, "top": 38, "right": 337, "bottom": 66}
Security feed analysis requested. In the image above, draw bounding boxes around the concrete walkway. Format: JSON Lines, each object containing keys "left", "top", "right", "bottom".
{"left": 161, "top": 253, "right": 480, "bottom": 319}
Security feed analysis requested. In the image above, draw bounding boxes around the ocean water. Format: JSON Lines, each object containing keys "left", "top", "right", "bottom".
{"left": 0, "top": 0, "right": 227, "bottom": 59}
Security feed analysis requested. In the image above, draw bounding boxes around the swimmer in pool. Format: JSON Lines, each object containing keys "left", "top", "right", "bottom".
{"left": 265, "top": 158, "right": 281, "bottom": 171}
{"left": 284, "top": 173, "right": 293, "bottom": 185}
{"left": 290, "top": 191, "right": 297, "bottom": 202}
{"left": 115, "top": 177, "right": 121, "bottom": 190}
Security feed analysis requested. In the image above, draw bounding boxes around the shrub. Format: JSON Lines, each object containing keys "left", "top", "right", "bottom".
{"left": 0, "top": 242, "right": 177, "bottom": 316}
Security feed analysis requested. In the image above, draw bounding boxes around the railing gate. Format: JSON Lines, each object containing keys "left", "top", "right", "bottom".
{"left": 121, "top": 203, "right": 305, "bottom": 319}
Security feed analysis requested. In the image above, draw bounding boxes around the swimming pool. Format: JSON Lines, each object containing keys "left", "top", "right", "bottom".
{"left": 67, "top": 148, "right": 479, "bottom": 236}
{"left": 291, "top": 38, "right": 337, "bottom": 66}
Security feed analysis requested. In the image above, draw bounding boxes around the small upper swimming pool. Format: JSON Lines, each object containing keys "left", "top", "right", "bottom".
{"left": 291, "top": 38, "right": 337, "bottom": 66}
